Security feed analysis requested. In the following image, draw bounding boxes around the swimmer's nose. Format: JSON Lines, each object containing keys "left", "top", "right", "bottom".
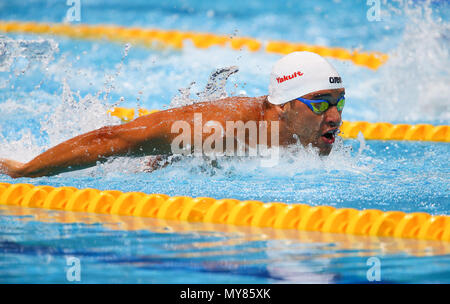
{"left": 324, "top": 105, "right": 341, "bottom": 127}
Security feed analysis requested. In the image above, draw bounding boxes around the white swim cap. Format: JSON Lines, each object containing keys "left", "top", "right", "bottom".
{"left": 268, "top": 51, "right": 344, "bottom": 105}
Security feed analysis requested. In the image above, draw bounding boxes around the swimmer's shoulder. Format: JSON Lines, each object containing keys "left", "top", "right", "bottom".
{"left": 194, "top": 95, "right": 268, "bottom": 111}
{"left": 138, "top": 96, "right": 268, "bottom": 123}
{"left": 198, "top": 96, "right": 268, "bottom": 120}
{"left": 156, "top": 95, "right": 267, "bottom": 113}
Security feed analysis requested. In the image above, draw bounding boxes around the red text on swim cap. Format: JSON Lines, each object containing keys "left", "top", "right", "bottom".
{"left": 276, "top": 71, "right": 304, "bottom": 84}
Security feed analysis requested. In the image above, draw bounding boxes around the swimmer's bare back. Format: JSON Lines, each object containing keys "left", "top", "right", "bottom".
{"left": 0, "top": 96, "right": 270, "bottom": 178}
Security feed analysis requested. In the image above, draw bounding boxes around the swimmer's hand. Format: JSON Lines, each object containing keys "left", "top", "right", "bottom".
{"left": 143, "top": 155, "right": 183, "bottom": 172}
{"left": 0, "top": 158, "right": 26, "bottom": 179}
{"left": 143, "top": 155, "right": 169, "bottom": 172}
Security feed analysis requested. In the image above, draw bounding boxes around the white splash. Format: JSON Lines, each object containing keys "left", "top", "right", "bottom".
{"left": 0, "top": 36, "right": 58, "bottom": 72}
{"left": 169, "top": 65, "right": 239, "bottom": 108}
{"left": 372, "top": 0, "right": 450, "bottom": 123}
{"left": 40, "top": 79, "right": 121, "bottom": 147}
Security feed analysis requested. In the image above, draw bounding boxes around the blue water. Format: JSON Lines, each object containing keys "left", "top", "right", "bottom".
{"left": 0, "top": 0, "right": 449, "bottom": 283}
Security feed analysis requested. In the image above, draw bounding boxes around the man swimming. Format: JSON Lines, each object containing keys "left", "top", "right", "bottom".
{"left": 0, "top": 51, "right": 345, "bottom": 178}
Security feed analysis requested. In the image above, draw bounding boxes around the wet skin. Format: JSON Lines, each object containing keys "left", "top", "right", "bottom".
{"left": 0, "top": 88, "right": 344, "bottom": 178}
{"left": 281, "top": 88, "right": 345, "bottom": 155}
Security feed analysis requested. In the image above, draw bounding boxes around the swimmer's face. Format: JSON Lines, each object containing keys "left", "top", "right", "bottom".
{"left": 283, "top": 88, "right": 345, "bottom": 155}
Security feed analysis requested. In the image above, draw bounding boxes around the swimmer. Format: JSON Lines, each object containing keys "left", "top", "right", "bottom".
{"left": 0, "top": 51, "right": 345, "bottom": 178}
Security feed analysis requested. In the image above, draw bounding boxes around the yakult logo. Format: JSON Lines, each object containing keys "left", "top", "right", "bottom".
{"left": 276, "top": 71, "right": 304, "bottom": 84}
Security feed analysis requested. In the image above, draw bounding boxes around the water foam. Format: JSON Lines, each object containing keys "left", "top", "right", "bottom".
{"left": 40, "top": 79, "right": 121, "bottom": 147}
{"left": 169, "top": 65, "right": 239, "bottom": 108}
{"left": 371, "top": 0, "right": 450, "bottom": 123}
{"left": 0, "top": 36, "right": 58, "bottom": 73}
{"left": 0, "top": 39, "right": 127, "bottom": 162}
{"left": 141, "top": 134, "right": 374, "bottom": 182}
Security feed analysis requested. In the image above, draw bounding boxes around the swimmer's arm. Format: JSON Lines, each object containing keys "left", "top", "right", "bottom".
{"left": 0, "top": 113, "right": 173, "bottom": 178}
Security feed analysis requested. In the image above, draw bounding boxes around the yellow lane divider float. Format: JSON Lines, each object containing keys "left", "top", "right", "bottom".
{"left": 109, "top": 107, "right": 450, "bottom": 142}
{"left": 0, "top": 182, "right": 449, "bottom": 242}
{"left": 0, "top": 20, "right": 388, "bottom": 70}
{"left": 3, "top": 204, "right": 449, "bottom": 256}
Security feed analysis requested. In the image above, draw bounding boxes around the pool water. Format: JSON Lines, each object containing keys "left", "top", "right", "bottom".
{"left": 0, "top": 0, "right": 449, "bottom": 283}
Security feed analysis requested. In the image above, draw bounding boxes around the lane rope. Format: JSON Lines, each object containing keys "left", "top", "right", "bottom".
{"left": 0, "top": 182, "right": 448, "bottom": 242}
{"left": 108, "top": 107, "right": 450, "bottom": 142}
{"left": 5, "top": 203, "right": 450, "bottom": 254}
{"left": 0, "top": 20, "right": 388, "bottom": 69}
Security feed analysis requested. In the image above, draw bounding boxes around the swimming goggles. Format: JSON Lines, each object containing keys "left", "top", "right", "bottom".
{"left": 296, "top": 96, "right": 345, "bottom": 115}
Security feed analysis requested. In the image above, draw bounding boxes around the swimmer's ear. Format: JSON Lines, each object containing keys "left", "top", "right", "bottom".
{"left": 269, "top": 102, "right": 289, "bottom": 121}
{"left": 278, "top": 100, "right": 293, "bottom": 113}
{"left": 264, "top": 98, "right": 291, "bottom": 115}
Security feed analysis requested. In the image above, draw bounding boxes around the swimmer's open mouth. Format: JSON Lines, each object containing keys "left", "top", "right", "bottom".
{"left": 321, "top": 129, "right": 338, "bottom": 144}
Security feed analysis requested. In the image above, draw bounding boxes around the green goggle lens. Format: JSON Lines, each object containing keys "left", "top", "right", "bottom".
{"left": 310, "top": 97, "right": 345, "bottom": 114}
{"left": 311, "top": 102, "right": 329, "bottom": 114}
{"left": 337, "top": 97, "right": 345, "bottom": 111}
